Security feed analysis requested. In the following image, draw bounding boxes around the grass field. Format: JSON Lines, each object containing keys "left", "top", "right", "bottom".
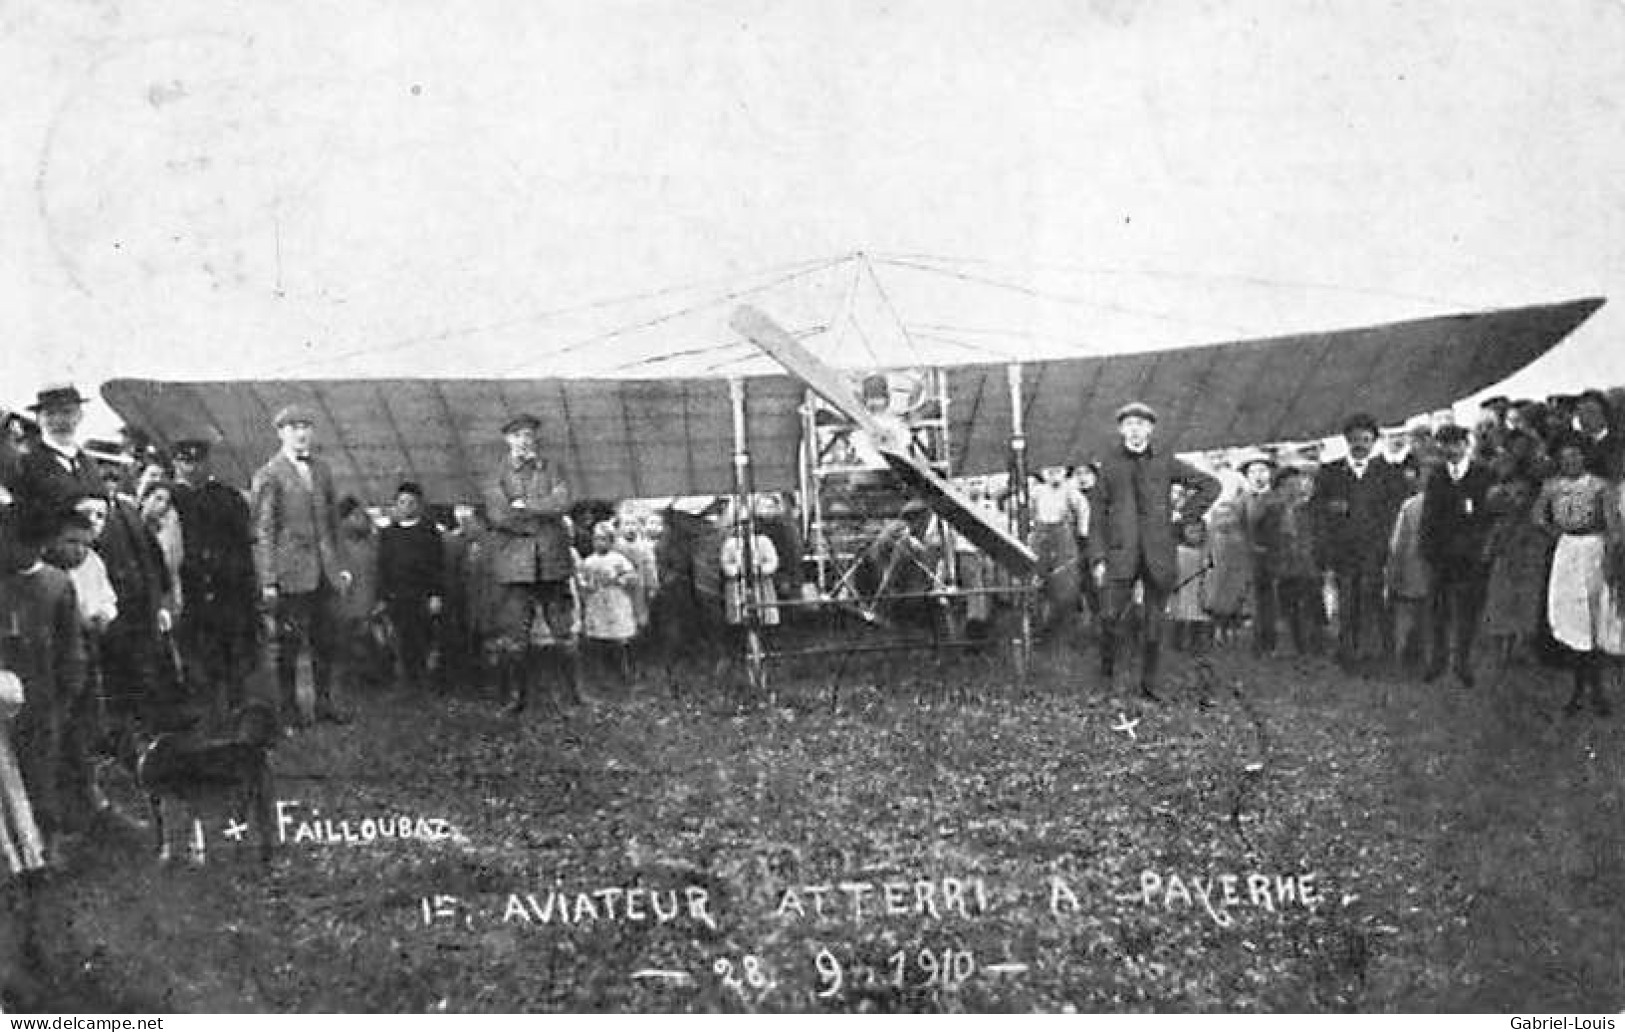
{"left": 13, "top": 627, "right": 1625, "bottom": 1013}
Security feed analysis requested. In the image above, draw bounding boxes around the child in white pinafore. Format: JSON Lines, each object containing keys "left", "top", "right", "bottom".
{"left": 578, "top": 522, "right": 638, "bottom": 685}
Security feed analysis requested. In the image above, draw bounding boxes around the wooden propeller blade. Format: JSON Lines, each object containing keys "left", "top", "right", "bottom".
{"left": 730, "top": 304, "right": 1037, "bottom": 576}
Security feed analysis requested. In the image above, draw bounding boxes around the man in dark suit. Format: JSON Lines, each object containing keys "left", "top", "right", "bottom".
{"left": 97, "top": 483, "right": 177, "bottom": 733}
{"left": 13, "top": 386, "right": 104, "bottom": 532}
{"left": 250, "top": 405, "right": 350, "bottom": 729}
{"left": 1087, "top": 402, "right": 1221, "bottom": 700}
{"left": 1419, "top": 424, "right": 1495, "bottom": 687}
{"left": 18, "top": 385, "right": 177, "bottom": 739}
{"left": 1312, "top": 413, "right": 1408, "bottom": 671}
{"left": 483, "top": 412, "right": 579, "bottom": 716}
{"left": 171, "top": 439, "right": 258, "bottom": 717}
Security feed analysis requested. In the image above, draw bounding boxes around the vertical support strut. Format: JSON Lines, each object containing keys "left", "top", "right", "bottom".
{"left": 1007, "top": 362, "right": 1032, "bottom": 686}
{"left": 935, "top": 367, "right": 959, "bottom": 590}
{"left": 729, "top": 377, "right": 767, "bottom": 698}
{"left": 800, "top": 390, "right": 827, "bottom": 599}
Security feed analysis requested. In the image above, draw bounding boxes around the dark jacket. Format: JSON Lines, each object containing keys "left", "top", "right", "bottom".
{"left": 1579, "top": 428, "right": 1623, "bottom": 480}
{"left": 171, "top": 478, "right": 257, "bottom": 618}
{"left": 1255, "top": 490, "right": 1320, "bottom": 580}
{"left": 1086, "top": 443, "right": 1221, "bottom": 592}
{"left": 1312, "top": 456, "right": 1408, "bottom": 573}
{"left": 15, "top": 443, "right": 104, "bottom": 527}
{"left": 1420, "top": 461, "right": 1496, "bottom": 580}
{"left": 99, "top": 498, "right": 171, "bottom": 631}
{"left": 378, "top": 521, "right": 445, "bottom": 603}
{"left": 483, "top": 454, "right": 573, "bottom": 584}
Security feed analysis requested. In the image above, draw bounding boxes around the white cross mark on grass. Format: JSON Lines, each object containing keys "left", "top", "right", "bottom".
{"left": 1111, "top": 713, "right": 1141, "bottom": 741}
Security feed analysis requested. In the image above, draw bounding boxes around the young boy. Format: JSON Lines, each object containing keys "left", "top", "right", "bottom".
{"left": 334, "top": 496, "right": 384, "bottom": 698}
{"left": 376, "top": 483, "right": 444, "bottom": 690}
{"left": 41, "top": 505, "right": 117, "bottom": 819}
{"left": 1261, "top": 466, "right": 1323, "bottom": 657}
{"left": 49, "top": 504, "right": 118, "bottom": 635}
{"left": 1, "top": 505, "right": 87, "bottom": 865}
{"left": 1167, "top": 519, "right": 1214, "bottom": 654}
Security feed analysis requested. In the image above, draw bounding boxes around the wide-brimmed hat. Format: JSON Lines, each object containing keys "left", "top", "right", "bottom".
{"left": 27, "top": 384, "right": 89, "bottom": 411}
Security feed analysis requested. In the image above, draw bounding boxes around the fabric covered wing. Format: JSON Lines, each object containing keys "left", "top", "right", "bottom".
{"left": 950, "top": 296, "right": 1604, "bottom": 471}
{"left": 101, "top": 376, "right": 807, "bottom": 504}
{"left": 102, "top": 296, "right": 1601, "bottom": 505}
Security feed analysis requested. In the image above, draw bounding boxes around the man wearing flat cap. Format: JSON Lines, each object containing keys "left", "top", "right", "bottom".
{"left": 484, "top": 412, "right": 579, "bottom": 716}
{"left": 1086, "top": 401, "right": 1220, "bottom": 700}
{"left": 1235, "top": 451, "right": 1279, "bottom": 655}
{"left": 1419, "top": 422, "right": 1494, "bottom": 687}
{"left": 250, "top": 404, "right": 350, "bottom": 728}
{"left": 171, "top": 439, "right": 257, "bottom": 716}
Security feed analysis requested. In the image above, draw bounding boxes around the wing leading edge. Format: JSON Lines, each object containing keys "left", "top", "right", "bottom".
{"left": 101, "top": 296, "right": 1603, "bottom": 506}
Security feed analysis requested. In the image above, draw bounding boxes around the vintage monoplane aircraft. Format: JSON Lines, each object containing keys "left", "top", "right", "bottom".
{"left": 100, "top": 253, "right": 1605, "bottom": 687}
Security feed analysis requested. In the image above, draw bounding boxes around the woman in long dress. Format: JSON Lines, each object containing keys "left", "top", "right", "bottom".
{"left": 1533, "top": 437, "right": 1623, "bottom": 715}
{"left": 1203, "top": 473, "right": 1253, "bottom": 642}
{"left": 1480, "top": 474, "right": 1552, "bottom": 667}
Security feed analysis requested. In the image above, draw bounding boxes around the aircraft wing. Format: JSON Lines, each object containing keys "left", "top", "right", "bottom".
{"left": 102, "top": 296, "right": 1603, "bottom": 507}
{"left": 952, "top": 296, "right": 1605, "bottom": 470}
{"left": 100, "top": 375, "right": 807, "bottom": 504}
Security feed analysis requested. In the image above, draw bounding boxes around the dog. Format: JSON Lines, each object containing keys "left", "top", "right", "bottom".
{"left": 133, "top": 700, "right": 280, "bottom": 865}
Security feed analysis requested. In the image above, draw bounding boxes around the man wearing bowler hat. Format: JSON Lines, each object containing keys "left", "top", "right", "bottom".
{"left": 484, "top": 412, "right": 580, "bottom": 716}
{"left": 171, "top": 438, "right": 258, "bottom": 717}
{"left": 1086, "top": 402, "right": 1220, "bottom": 701}
{"left": 15, "top": 385, "right": 104, "bottom": 527}
{"left": 1313, "top": 412, "right": 1408, "bottom": 673}
{"left": 251, "top": 405, "right": 350, "bottom": 729}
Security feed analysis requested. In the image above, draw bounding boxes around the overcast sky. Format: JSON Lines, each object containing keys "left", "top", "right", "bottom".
{"left": 3, "top": 0, "right": 1622, "bottom": 432}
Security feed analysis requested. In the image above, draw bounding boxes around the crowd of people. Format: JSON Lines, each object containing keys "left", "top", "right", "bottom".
{"left": 1036, "top": 389, "right": 1625, "bottom": 716}
{"left": 0, "top": 388, "right": 681, "bottom": 876}
{"left": 3, "top": 379, "right": 1624, "bottom": 883}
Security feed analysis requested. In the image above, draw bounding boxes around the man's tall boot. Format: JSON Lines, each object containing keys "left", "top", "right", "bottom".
{"left": 1099, "top": 618, "right": 1117, "bottom": 682}
{"left": 559, "top": 645, "right": 584, "bottom": 707}
{"left": 274, "top": 639, "right": 304, "bottom": 731}
{"left": 1140, "top": 639, "right": 1163, "bottom": 703}
{"left": 500, "top": 651, "right": 527, "bottom": 717}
